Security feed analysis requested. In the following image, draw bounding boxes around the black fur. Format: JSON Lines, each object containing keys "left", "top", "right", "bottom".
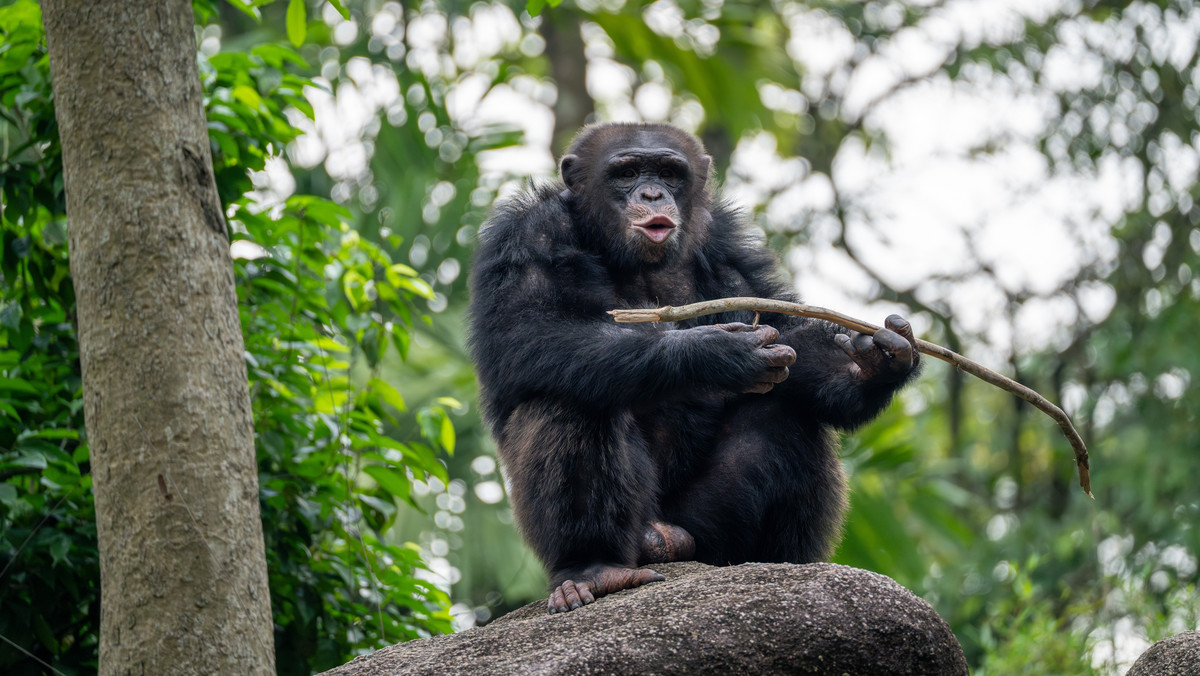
{"left": 468, "top": 123, "right": 917, "bottom": 585}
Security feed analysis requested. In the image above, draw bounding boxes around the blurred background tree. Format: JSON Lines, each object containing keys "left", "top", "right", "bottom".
{"left": 3, "top": 0, "right": 1199, "bottom": 674}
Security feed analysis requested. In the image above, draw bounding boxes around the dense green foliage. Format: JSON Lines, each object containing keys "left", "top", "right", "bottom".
{"left": 3, "top": 0, "right": 1199, "bottom": 674}
{"left": 0, "top": 3, "right": 95, "bottom": 670}
{"left": 1, "top": 2, "right": 456, "bottom": 673}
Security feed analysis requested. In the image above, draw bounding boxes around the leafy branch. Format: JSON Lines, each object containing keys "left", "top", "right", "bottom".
{"left": 609, "top": 297, "right": 1093, "bottom": 498}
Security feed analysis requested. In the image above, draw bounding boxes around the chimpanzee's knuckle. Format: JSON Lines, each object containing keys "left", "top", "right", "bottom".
{"left": 757, "top": 326, "right": 779, "bottom": 344}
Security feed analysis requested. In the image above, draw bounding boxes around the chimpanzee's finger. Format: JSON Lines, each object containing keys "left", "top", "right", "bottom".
{"left": 763, "top": 344, "right": 796, "bottom": 368}
{"left": 851, "top": 331, "right": 874, "bottom": 353}
{"left": 742, "top": 381, "right": 775, "bottom": 394}
{"left": 872, "top": 328, "right": 913, "bottom": 370}
{"left": 712, "top": 322, "right": 755, "bottom": 333}
{"left": 834, "top": 333, "right": 857, "bottom": 358}
{"left": 561, "top": 580, "right": 584, "bottom": 610}
{"left": 762, "top": 366, "right": 790, "bottom": 384}
{"left": 885, "top": 315, "right": 919, "bottom": 366}
{"left": 752, "top": 324, "right": 780, "bottom": 347}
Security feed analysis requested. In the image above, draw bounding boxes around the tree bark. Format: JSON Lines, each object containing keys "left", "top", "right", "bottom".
{"left": 42, "top": 3, "right": 274, "bottom": 673}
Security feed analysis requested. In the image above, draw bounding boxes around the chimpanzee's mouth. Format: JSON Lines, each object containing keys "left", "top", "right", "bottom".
{"left": 630, "top": 215, "right": 678, "bottom": 244}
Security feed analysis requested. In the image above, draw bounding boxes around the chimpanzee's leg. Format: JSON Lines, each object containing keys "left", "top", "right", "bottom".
{"left": 497, "top": 400, "right": 666, "bottom": 613}
{"left": 662, "top": 398, "right": 849, "bottom": 565}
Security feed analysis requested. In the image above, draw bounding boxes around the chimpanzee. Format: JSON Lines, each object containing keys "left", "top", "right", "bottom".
{"left": 468, "top": 122, "right": 920, "bottom": 614}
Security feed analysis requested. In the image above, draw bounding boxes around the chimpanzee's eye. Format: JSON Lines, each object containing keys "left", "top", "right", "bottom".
{"left": 621, "top": 168, "right": 637, "bottom": 179}
{"left": 659, "top": 168, "right": 676, "bottom": 180}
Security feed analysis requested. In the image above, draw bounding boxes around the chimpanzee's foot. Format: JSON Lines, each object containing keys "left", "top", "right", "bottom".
{"left": 637, "top": 520, "right": 696, "bottom": 565}
{"left": 547, "top": 564, "right": 665, "bottom": 614}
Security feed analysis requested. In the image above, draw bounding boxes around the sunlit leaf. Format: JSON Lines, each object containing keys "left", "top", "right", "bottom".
{"left": 396, "top": 277, "right": 435, "bottom": 300}
{"left": 362, "top": 464, "right": 411, "bottom": 502}
{"left": 285, "top": 0, "right": 306, "bottom": 48}
{"left": 232, "top": 85, "right": 263, "bottom": 111}
{"left": 439, "top": 414, "right": 455, "bottom": 456}
{"left": 526, "top": 0, "right": 562, "bottom": 17}
{"left": 312, "top": 336, "right": 349, "bottom": 353}
{"left": 370, "top": 377, "right": 407, "bottom": 412}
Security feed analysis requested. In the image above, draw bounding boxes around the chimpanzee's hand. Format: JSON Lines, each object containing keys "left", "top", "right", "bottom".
{"left": 711, "top": 322, "right": 797, "bottom": 394}
{"left": 833, "top": 314, "right": 920, "bottom": 385}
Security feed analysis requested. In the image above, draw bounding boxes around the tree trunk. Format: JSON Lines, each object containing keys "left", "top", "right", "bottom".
{"left": 41, "top": 3, "right": 274, "bottom": 673}
{"left": 544, "top": 15, "right": 593, "bottom": 152}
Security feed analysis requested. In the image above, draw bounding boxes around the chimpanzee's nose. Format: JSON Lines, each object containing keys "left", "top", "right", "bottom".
{"left": 640, "top": 186, "right": 664, "bottom": 201}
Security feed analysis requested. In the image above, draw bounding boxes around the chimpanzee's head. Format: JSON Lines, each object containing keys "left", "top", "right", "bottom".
{"left": 560, "top": 123, "right": 713, "bottom": 266}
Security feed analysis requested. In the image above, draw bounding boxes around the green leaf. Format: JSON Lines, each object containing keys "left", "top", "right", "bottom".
{"left": 232, "top": 85, "right": 264, "bottom": 111}
{"left": 223, "top": 0, "right": 262, "bottom": 21}
{"left": 362, "top": 464, "right": 411, "bottom": 501}
{"left": 10, "top": 235, "right": 31, "bottom": 258}
{"left": 313, "top": 388, "right": 348, "bottom": 413}
{"left": 369, "top": 377, "right": 407, "bottom": 412}
{"left": 342, "top": 269, "right": 369, "bottom": 311}
{"left": 327, "top": 0, "right": 350, "bottom": 20}
{"left": 0, "top": 301, "right": 20, "bottom": 329}
{"left": 26, "top": 428, "right": 79, "bottom": 440}
{"left": 288, "top": 195, "right": 352, "bottom": 223}
{"left": 439, "top": 414, "right": 455, "bottom": 455}
{"left": 395, "top": 277, "right": 435, "bottom": 300}
{"left": 312, "top": 336, "right": 349, "bottom": 353}
{"left": 435, "top": 396, "right": 462, "bottom": 409}
{"left": 286, "top": 0, "right": 306, "bottom": 48}
{"left": 392, "top": 327, "right": 411, "bottom": 361}
{"left": 358, "top": 493, "right": 396, "bottom": 518}
{"left": 1, "top": 452, "right": 47, "bottom": 471}
{"left": 387, "top": 262, "right": 419, "bottom": 280}
{"left": 48, "top": 534, "right": 70, "bottom": 565}
{"left": 250, "top": 44, "right": 308, "bottom": 69}
{"left": 0, "top": 377, "right": 38, "bottom": 394}
{"left": 526, "top": 0, "right": 556, "bottom": 17}
{"left": 32, "top": 612, "right": 59, "bottom": 653}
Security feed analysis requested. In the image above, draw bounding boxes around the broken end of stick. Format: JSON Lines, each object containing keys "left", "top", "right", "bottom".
{"left": 609, "top": 307, "right": 668, "bottom": 323}
{"left": 1060, "top": 420, "right": 1092, "bottom": 498}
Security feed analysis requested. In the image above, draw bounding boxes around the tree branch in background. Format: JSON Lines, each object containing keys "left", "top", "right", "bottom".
{"left": 609, "top": 297, "right": 1093, "bottom": 498}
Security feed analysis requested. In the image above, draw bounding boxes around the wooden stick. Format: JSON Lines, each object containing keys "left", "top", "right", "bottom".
{"left": 609, "top": 297, "right": 1092, "bottom": 498}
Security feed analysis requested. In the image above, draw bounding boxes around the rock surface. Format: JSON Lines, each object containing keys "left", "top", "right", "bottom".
{"left": 321, "top": 561, "right": 968, "bottom": 676}
{"left": 1128, "top": 630, "right": 1200, "bottom": 676}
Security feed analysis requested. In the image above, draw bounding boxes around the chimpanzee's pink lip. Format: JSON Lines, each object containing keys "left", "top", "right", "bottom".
{"left": 630, "top": 215, "right": 678, "bottom": 243}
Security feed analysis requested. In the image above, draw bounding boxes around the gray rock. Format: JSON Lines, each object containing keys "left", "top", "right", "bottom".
{"left": 321, "top": 562, "right": 967, "bottom": 676}
{"left": 1128, "top": 631, "right": 1200, "bottom": 676}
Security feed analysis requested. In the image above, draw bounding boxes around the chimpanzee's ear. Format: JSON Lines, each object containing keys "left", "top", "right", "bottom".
{"left": 697, "top": 155, "right": 712, "bottom": 186}
{"left": 559, "top": 154, "right": 581, "bottom": 191}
